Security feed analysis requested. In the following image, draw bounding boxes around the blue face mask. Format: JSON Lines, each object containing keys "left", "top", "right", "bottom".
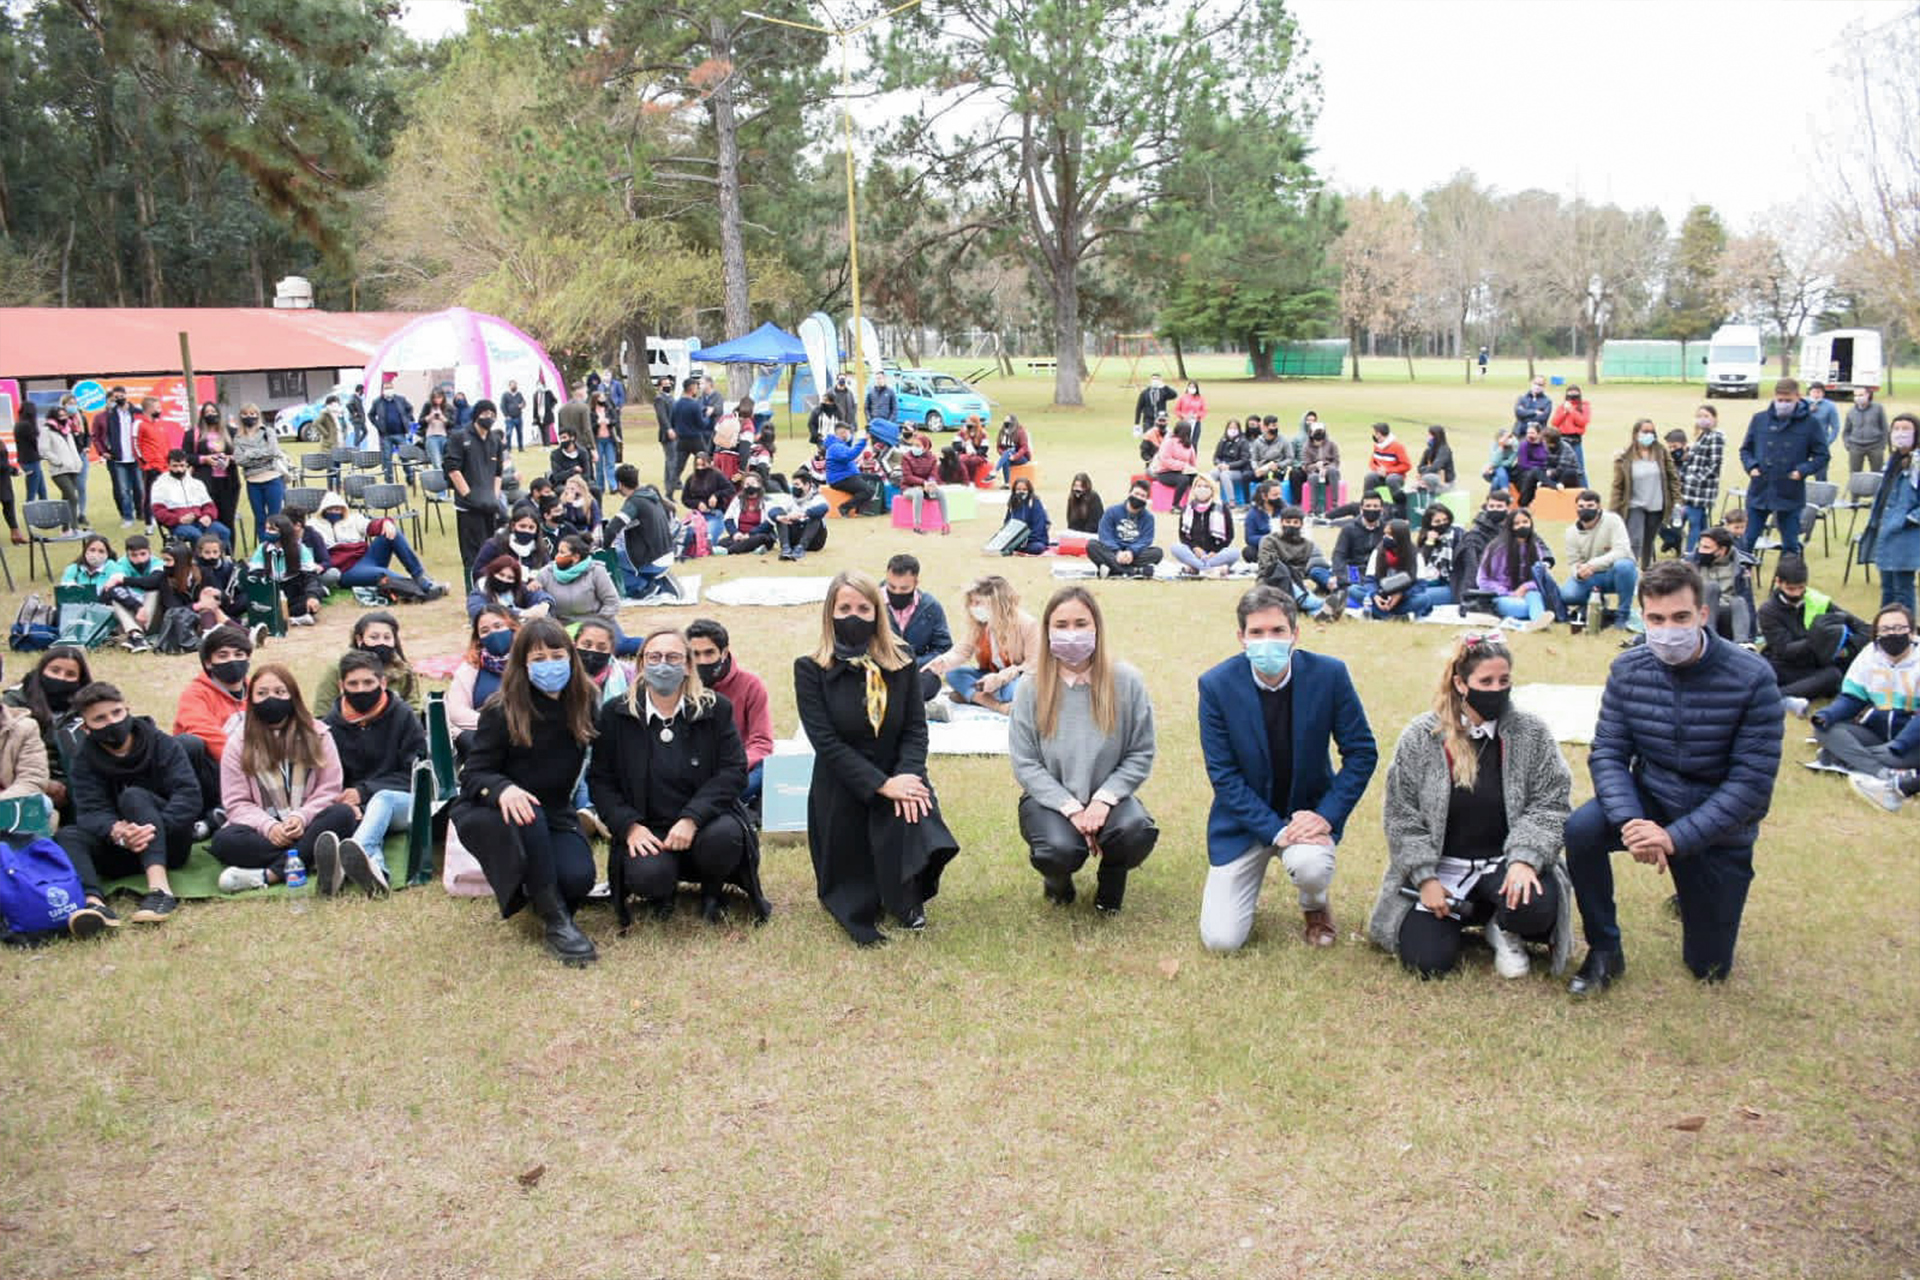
{"left": 528, "top": 657, "right": 572, "bottom": 693}
{"left": 481, "top": 629, "right": 514, "bottom": 657}
{"left": 1245, "top": 638, "right": 1293, "bottom": 677}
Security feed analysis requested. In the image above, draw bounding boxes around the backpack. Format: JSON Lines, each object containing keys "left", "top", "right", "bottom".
{"left": 9, "top": 594, "right": 58, "bottom": 651}
{"left": 151, "top": 605, "right": 206, "bottom": 655}
{"left": 0, "top": 835, "right": 84, "bottom": 938}
{"left": 55, "top": 602, "right": 116, "bottom": 650}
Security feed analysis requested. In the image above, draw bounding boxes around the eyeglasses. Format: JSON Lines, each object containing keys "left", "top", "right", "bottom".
{"left": 642, "top": 652, "right": 686, "bottom": 667}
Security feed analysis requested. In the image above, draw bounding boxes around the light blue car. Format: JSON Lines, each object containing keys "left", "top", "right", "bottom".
{"left": 891, "top": 368, "right": 991, "bottom": 432}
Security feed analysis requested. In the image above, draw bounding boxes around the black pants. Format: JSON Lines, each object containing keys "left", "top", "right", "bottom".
{"left": 1086, "top": 542, "right": 1163, "bottom": 577}
{"left": 1565, "top": 797, "right": 1754, "bottom": 981}
{"left": 54, "top": 786, "right": 195, "bottom": 897}
{"left": 1514, "top": 468, "right": 1546, "bottom": 507}
{"left": 830, "top": 475, "right": 874, "bottom": 515}
{"left": 661, "top": 441, "right": 678, "bottom": 496}
{"left": 456, "top": 507, "right": 494, "bottom": 582}
{"left": 722, "top": 528, "right": 775, "bottom": 556}
{"left": 1018, "top": 795, "right": 1157, "bottom": 906}
{"left": 1153, "top": 470, "right": 1194, "bottom": 504}
{"left": 177, "top": 734, "right": 221, "bottom": 820}
{"left": 1773, "top": 663, "right": 1843, "bottom": 700}
{"left": 620, "top": 813, "right": 748, "bottom": 903}
{"left": 456, "top": 808, "right": 596, "bottom": 912}
{"left": 1396, "top": 861, "right": 1559, "bottom": 978}
{"left": 209, "top": 802, "right": 359, "bottom": 876}
{"left": 777, "top": 515, "right": 826, "bottom": 554}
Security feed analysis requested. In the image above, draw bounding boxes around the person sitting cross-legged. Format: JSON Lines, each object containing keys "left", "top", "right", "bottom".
{"left": 1087, "top": 479, "right": 1163, "bottom": 579}
{"left": 926, "top": 574, "right": 1040, "bottom": 717}
{"left": 1810, "top": 604, "right": 1919, "bottom": 779}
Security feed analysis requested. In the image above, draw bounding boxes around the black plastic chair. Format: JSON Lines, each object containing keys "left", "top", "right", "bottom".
{"left": 22, "top": 500, "right": 83, "bottom": 581}
{"left": 283, "top": 487, "right": 326, "bottom": 518}
{"left": 363, "top": 483, "right": 421, "bottom": 548}
{"left": 342, "top": 474, "right": 374, "bottom": 508}
{"left": 418, "top": 469, "right": 451, "bottom": 536}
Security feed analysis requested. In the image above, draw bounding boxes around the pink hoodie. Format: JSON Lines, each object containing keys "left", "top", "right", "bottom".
{"left": 220, "top": 720, "right": 346, "bottom": 836}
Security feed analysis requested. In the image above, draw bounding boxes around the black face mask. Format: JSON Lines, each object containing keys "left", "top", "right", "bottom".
{"left": 199, "top": 556, "right": 222, "bottom": 569}
{"left": 1464, "top": 686, "right": 1510, "bottom": 722}
{"left": 1877, "top": 633, "right": 1913, "bottom": 658}
{"left": 366, "top": 643, "right": 397, "bottom": 667}
{"left": 1126, "top": 496, "right": 1146, "bottom": 511}
{"left": 91, "top": 716, "right": 132, "bottom": 749}
{"left": 1513, "top": 526, "right": 1534, "bottom": 541}
{"left": 343, "top": 687, "right": 384, "bottom": 715}
{"left": 1484, "top": 509, "right": 1509, "bottom": 527}
{"left": 1775, "top": 588, "right": 1801, "bottom": 607}
{"left": 578, "top": 649, "right": 612, "bottom": 677}
{"left": 1360, "top": 510, "right": 1381, "bottom": 526}
{"left": 696, "top": 654, "right": 731, "bottom": 687}
{"left": 1576, "top": 508, "right": 1600, "bottom": 526}
{"left": 209, "top": 658, "right": 249, "bottom": 687}
{"left": 885, "top": 589, "right": 916, "bottom": 611}
{"left": 39, "top": 674, "right": 79, "bottom": 708}
{"left": 832, "top": 614, "right": 876, "bottom": 654}
{"left": 254, "top": 696, "right": 295, "bottom": 726}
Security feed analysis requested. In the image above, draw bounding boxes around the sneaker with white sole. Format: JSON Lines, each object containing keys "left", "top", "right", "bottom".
{"left": 129, "top": 890, "right": 178, "bottom": 923}
{"left": 1800, "top": 751, "right": 1848, "bottom": 775}
{"left": 217, "top": 865, "right": 270, "bottom": 894}
{"left": 1781, "top": 695, "right": 1810, "bottom": 719}
{"left": 337, "top": 837, "right": 389, "bottom": 897}
{"left": 1485, "top": 919, "right": 1530, "bottom": 979}
{"left": 311, "top": 831, "right": 343, "bottom": 897}
{"left": 288, "top": 612, "right": 316, "bottom": 627}
{"left": 1849, "top": 772, "right": 1904, "bottom": 813}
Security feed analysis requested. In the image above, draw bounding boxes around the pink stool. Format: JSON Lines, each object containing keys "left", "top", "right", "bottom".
{"left": 1149, "top": 481, "right": 1179, "bottom": 513}
{"left": 890, "top": 494, "right": 950, "bottom": 533}
{"left": 1305, "top": 479, "right": 1348, "bottom": 512}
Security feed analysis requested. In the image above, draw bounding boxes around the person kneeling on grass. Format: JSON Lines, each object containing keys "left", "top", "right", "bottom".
{"left": 688, "top": 618, "right": 773, "bottom": 811}
{"left": 213, "top": 665, "right": 370, "bottom": 897}
{"left": 1197, "top": 586, "right": 1377, "bottom": 953}
{"left": 926, "top": 574, "right": 1040, "bottom": 718}
{"left": 53, "top": 682, "right": 202, "bottom": 928}
{"left": 1369, "top": 631, "right": 1575, "bottom": 979}
{"left": 318, "top": 650, "right": 428, "bottom": 896}
{"left": 1009, "top": 587, "right": 1158, "bottom": 915}
{"left": 449, "top": 618, "right": 601, "bottom": 966}
{"left": 589, "top": 625, "right": 760, "bottom": 926}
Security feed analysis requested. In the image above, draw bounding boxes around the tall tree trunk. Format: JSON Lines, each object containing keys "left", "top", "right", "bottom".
{"left": 135, "top": 186, "right": 163, "bottom": 305}
{"left": 1248, "top": 334, "right": 1276, "bottom": 382}
{"left": 1584, "top": 318, "right": 1600, "bottom": 383}
{"left": 1349, "top": 323, "right": 1362, "bottom": 382}
{"left": 1405, "top": 346, "right": 1416, "bottom": 381}
{"left": 1458, "top": 305, "right": 1471, "bottom": 383}
{"left": 1170, "top": 334, "right": 1189, "bottom": 382}
{"left": 1049, "top": 258, "right": 1083, "bottom": 406}
{"left": 708, "top": 19, "right": 752, "bottom": 399}
{"left": 1525, "top": 334, "right": 1537, "bottom": 380}
{"left": 60, "top": 215, "right": 76, "bottom": 307}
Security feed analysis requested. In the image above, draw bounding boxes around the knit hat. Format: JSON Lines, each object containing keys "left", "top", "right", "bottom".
{"left": 472, "top": 399, "right": 498, "bottom": 417}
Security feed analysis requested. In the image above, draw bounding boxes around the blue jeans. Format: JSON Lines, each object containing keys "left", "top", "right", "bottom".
{"left": 162, "top": 519, "right": 232, "bottom": 550}
{"left": 1881, "top": 570, "right": 1916, "bottom": 613}
{"left": 1681, "top": 503, "right": 1712, "bottom": 554}
{"left": 425, "top": 435, "right": 447, "bottom": 469}
{"left": 744, "top": 762, "right": 763, "bottom": 809}
{"left": 247, "top": 477, "right": 285, "bottom": 533}
{"left": 596, "top": 437, "right": 618, "bottom": 491}
{"left": 1171, "top": 544, "right": 1239, "bottom": 572}
{"left": 338, "top": 530, "right": 427, "bottom": 587}
{"left": 381, "top": 434, "right": 405, "bottom": 482}
{"left": 946, "top": 666, "right": 1020, "bottom": 704}
{"left": 1565, "top": 797, "right": 1753, "bottom": 980}
{"left": 1416, "top": 579, "right": 1453, "bottom": 608}
{"left": 351, "top": 789, "right": 411, "bottom": 873}
{"left": 1743, "top": 502, "right": 1803, "bottom": 556}
{"left": 73, "top": 457, "right": 90, "bottom": 518}
{"left": 22, "top": 461, "right": 45, "bottom": 503}
{"left": 504, "top": 416, "right": 525, "bottom": 451}
{"left": 1559, "top": 559, "right": 1638, "bottom": 623}
{"left": 1568, "top": 439, "right": 1587, "bottom": 486}
{"left": 1491, "top": 590, "right": 1545, "bottom": 621}
{"left": 108, "top": 460, "right": 141, "bottom": 520}
{"left": 1486, "top": 465, "right": 1511, "bottom": 492}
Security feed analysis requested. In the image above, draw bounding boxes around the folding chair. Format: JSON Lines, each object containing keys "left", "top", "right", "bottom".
{"left": 23, "top": 500, "right": 84, "bottom": 581}
{"left": 1803, "top": 481, "right": 1839, "bottom": 558}
{"left": 418, "top": 469, "right": 451, "bottom": 536}
{"left": 402, "top": 758, "right": 447, "bottom": 887}
{"left": 363, "top": 483, "right": 421, "bottom": 549}
{"left": 283, "top": 487, "right": 326, "bottom": 518}
{"left": 426, "top": 692, "right": 457, "bottom": 801}
{"left": 242, "top": 568, "right": 288, "bottom": 639}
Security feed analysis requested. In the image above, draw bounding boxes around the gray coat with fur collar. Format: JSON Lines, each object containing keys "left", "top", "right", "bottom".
{"left": 1367, "top": 707, "right": 1576, "bottom": 974}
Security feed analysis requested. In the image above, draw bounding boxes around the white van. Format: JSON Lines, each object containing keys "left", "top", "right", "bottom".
{"left": 1798, "top": 328, "right": 1883, "bottom": 395}
{"left": 629, "top": 336, "right": 702, "bottom": 389}
{"left": 1702, "top": 323, "right": 1767, "bottom": 399}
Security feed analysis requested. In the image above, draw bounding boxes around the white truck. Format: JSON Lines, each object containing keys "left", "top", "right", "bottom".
{"left": 1798, "top": 328, "right": 1883, "bottom": 396}
{"left": 1702, "top": 323, "right": 1767, "bottom": 399}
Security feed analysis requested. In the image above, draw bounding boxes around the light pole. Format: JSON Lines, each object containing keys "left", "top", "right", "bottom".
{"left": 744, "top": 0, "right": 921, "bottom": 414}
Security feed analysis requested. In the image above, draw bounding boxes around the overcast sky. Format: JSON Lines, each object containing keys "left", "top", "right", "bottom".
{"left": 399, "top": 0, "right": 1907, "bottom": 232}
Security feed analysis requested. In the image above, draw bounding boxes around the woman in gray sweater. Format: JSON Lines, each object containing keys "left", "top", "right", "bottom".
{"left": 534, "top": 534, "right": 640, "bottom": 656}
{"left": 1008, "top": 586, "right": 1158, "bottom": 914}
{"left": 1367, "top": 632, "right": 1575, "bottom": 978}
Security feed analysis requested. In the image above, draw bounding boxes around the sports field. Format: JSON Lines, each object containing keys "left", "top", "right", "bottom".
{"left": 3, "top": 358, "right": 1912, "bottom": 1278}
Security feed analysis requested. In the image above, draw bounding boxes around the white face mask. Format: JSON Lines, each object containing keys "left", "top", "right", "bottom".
{"left": 969, "top": 604, "right": 991, "bottom": 624}
{"left": 1774, "top": 399, "right": 1796, "bottom": 416}
{"left": 1695, "top": 417, "right": 1714, "bottom": 430}
{"left": 1637, "top": 433, "right": 1657, "bottom": 448}
{"left": 1893, "top": 429, "right": 1916, "bottom": 451}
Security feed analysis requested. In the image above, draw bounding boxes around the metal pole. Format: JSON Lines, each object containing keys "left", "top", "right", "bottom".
{"left": 840, "top": 32, "right": 866, "bottom": 424}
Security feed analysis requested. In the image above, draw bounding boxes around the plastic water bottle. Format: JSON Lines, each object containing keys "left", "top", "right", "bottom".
{"left": 284, "top": 851, "right": 307, "bottom": 890}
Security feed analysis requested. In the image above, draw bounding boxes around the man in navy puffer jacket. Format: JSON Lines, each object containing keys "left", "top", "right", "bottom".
{"left": 1565, "top": 560, "right": 1784, "bottom": 992}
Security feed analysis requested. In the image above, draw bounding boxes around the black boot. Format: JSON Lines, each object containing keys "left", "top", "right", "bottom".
{"left": 1567, "top": 948, "right": 1624, "bottom": 996}
{"left": 700, "top": 883, "right": 727, "bottom": 925}
{"left": 1093, "top": 865, "right": 1128, "bottom": 915}
{"left": 529, "top": 884, "right": 596, "bottom": 967}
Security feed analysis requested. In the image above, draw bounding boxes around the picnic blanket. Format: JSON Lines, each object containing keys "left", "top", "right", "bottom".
{"left": 928, "top": 701, "right": 1011, "bottom": 755}
{"left": 1049, "top": 560, "right": 1258, "bottom": 581}
{"left": 97, "top": 836, "right": 411, "bottom": 901}
{"left": 1510, "top": 682, "right": 1604, "bottom": 745}
{"left": 705, "top": 576, "right": 835, "bottom": 608}
{"left": 617, "top": 575, "right": 700, "bottom": 609}
{"left": 1414, "top": 603, "right": 1505, "bottom": 627}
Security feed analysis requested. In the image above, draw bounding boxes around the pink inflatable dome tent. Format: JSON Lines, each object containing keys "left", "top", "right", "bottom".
{"left": 361, "top": 307, "right": 567, "bottom": 406}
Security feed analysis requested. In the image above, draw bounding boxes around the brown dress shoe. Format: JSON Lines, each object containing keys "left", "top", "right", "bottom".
{"left": 1302, "top": 908, "right": 1337, "bottom": 947}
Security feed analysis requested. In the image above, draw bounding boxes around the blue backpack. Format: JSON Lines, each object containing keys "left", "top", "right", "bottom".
{"left": 0, "top": 835, "right": 85, "bottom": 937}
{"left": 9, "top": 593, "right": 58, "bottom": 651}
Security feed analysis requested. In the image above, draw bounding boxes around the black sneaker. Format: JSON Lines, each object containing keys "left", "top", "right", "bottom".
{"left": 68, "top": 900, "right": 119, "bottom": 939}
{"left": 130, "top": 891, "right": 179, "bottom": 924}
{"left": 898, "top": 906, "right": 928, "bottom": 932}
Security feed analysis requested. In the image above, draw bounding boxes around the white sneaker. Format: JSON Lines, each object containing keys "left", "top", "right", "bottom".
{"left": 1485, "top": 919, "right": 1530, "bottom": 979}
{"left": 288, "top": 612, "right": 315, "bottom": 627}
{"left": 217, "top": 865, "right": 269, "bottom": 894}
{"left": 1782, "top": 695, "right": 1810, "bottom": 719}
{"left": 1800, "top": 751, "right": 1848, "bottom": 775}
{"left": 924, "top": 698, "right": 951, "bottom": 723}
{"left": 1849, "top": 772, "right": 1904, "bottom": 813}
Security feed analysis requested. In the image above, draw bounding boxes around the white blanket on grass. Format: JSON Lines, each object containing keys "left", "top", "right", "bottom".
{"left": 1510, "top": 683, "right": 1604, "bottom": 745}
{"left": 1050, "top": 560, "right": 1258, "bottom": 581}
{"left": 616, "top": 575, "right": 701, "bottom": 609}
{"left": 704, "top": 576, "right": 834, "bottom": 607}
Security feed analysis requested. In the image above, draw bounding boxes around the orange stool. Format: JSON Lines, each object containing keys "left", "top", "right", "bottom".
{"left": 1007, "top": 462, "right": 1038, "bottom": 490}
{"left": 1525, "top": 485, "right": 1580, "bottom": 523}
{"left": 826, "top": 485, "right": 864, "bottom": 517}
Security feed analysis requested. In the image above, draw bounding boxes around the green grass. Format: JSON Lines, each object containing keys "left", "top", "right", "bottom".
{"left": 2, "top": 359, "right": 1913, "bottom": 1278}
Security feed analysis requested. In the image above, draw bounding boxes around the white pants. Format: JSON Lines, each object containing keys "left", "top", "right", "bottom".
{"left": 1198, "top": 841, "right": 1337, "bottom": 953}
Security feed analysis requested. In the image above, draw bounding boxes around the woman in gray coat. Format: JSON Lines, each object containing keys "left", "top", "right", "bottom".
{"left": 534, "top": 534, "right": 641, "bottom": 656}
{"left": 1368, "top": 632, "right": 1575, "bottom": 978}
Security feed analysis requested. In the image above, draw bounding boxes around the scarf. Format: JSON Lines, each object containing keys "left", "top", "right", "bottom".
{"left": 480, "top": 650, "right": 509, "bottom": 676}
{"left": 835, "top": 647, "right": 888, "bottom": 735}
{"left": 253, "top": 751, "right": 311, "bottom": 820}
{"left": 339, "top": 690, "right": 389, "bottom": 725}
{"left": 551, "top": 558, "right": 592, "bottom": 585}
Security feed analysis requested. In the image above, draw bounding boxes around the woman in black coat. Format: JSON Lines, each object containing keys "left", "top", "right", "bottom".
{"left": 184, "top": 404, "right": 241, "bottom": 536}
{"left": 589, "top": 624, "right": 768, "bottom": 927}
{"left": 448, "top": 615, "right": 601, "bottom": 966}
{"left": 794, "top": 569, "right": 959, "bottom": 946}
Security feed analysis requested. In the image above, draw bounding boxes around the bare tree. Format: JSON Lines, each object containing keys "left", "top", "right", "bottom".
{"left": 1827, "top": 10, "right": 1920, "bottom": 344}
{"left": 1721, "top": 212, "right": 1833, "bottom": 375}
{"left": 1489, "top": 190, "right": 1571, "bottom": 380}
{"left": 1420, "top": 172, "right": 1496, "bottom": 383}
{"left": 1336, "top": 191, "right": 1423, "bottom": 382}
{"left": 1534, "top": 200, "right": 1667, "bottom": 383}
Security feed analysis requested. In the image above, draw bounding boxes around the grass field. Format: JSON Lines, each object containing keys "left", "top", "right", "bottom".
{"left": 2, "top": 358, "right": 1914, "bottom": 1278}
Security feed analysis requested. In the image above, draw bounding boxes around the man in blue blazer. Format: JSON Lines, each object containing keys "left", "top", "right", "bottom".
{"left": 1198, "top": 585, "right": 1378, "bottom": 951}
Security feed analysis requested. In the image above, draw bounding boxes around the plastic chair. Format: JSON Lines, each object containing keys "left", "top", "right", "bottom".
{"left": 1803, "top": 480, "right": 1840, "bottom": 558}
{"left": 352, "top": 449, "right": 385, "bottom": 477}
{"left": 1842, "top": 471, "right": 1882, "bottom": 546}
{"left": 426, "top": 692, "right": 457, "bottom": 802}
{"left": 299, "top": 453, "right": 334, "bottom": 488}
{"left": 283, "top": 487, "right": 325, "bottom": 517}
{"left": 341, "top": 474, "right": 373, "bottom": 508}
{"left": 22, "top": 500, "right": 83, "bottom": 581}
{"left": 394, "top": 443, "right": 428, "bottom": 489}
{"left": 418, "top": 469, "right": 451, "bottom": 536}
{"left": 363, "top": 483, "right": 421, "bottom": 548}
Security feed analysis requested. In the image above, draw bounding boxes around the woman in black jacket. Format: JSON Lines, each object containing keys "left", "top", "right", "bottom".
{"left": 1211, "top": 419, "right": 1253, "bottom": 506}
{"left": 549, "top": 434, "right": 595, "bottom": 493}
{"left": 589, "top": 624, "right": 761, "bottom": 927}
{"left": 1064, "top": 472, "right": 1103, "bottom": 534}
{"left": 449, "top": 616, "right": 601, "bottom": 966}
{"left": 184, "top": 404, "right": 240, "bottom": 538}
{"left": 794, "top": 570, "right": 959, "bottom": 946}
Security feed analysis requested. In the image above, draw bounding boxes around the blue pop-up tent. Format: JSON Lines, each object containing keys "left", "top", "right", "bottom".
{"left": 690, "top": 322, "right": 809, "bottom": 366}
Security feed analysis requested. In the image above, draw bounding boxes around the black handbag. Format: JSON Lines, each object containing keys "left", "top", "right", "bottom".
{"left": 1376, "top": 571, "right": 1414, "bottom": 596}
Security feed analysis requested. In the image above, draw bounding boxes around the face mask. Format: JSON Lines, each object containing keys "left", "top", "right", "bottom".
{"left": 1513, "top": 525, "right": 1533, "bottom": 541}
{"left": 262, "top": 530, "right": 281, "bottom": 544}
{"left": 1696, "top": 417, "right": 1714, "bottom": 431}
{"left": 254, "top": 696, "right": 295, "bottom": 726}
{"left": 554, "top": 557, "right": 578, "bottom": 572}
{"left": 1244, "top": 638, "right": 1292, "bottom": 677}
{"left": 344, "top": 687, "right": 384, "bottom": 715}
{"left": 170, "top": 470, "right": 188, "bottom": 481}
{"left": 481, "top": 629, "right": 514, "bottom": 657}
{"left": 366, "top": 643, "right": 397, "bottom": 667}
{"left": 39, "top": 674, "right": 79, "bottom": 708}
{"left": 84, "top": 552, "right": 106, "bottom": 569}
{"left": 1645, "top": 624, "right": 1702, "bottom": 666}
{"left": 578, "top": 649, "right": 611, "bottom": 677}
{"left": 1463, "top": 686, "right": 1509, "bottom": 722}
{"left": 1360, "top": 510, "right": 1381, "bottom": 526}
{"left": 1049, "top": 629, "right": 1096, "bottom": 666}
{"left": 1190, "top": 493, "right": 1212, "bottom": 508}
{"left": 91, "top": 716, "right": 132, "bottom": 750}
{"left": 528, "top": 657, "right": 572, "bottom": 693}
{"left": 1877, "top": 633, "right": 1913, "bottom": 658}
{"left": 1577, "top": 507, "right": 1600, "bottom": 526}
{"left": 1637, "top": 433, "right": 1656, "bottom": 448}
{"left": 642, "top": 662, "right": 683, "bottom": 695}
{"left": 696, "top": 654, "right": 731, "bottom": 687}
{"left": 200, "top": 556, "right": 222, "bottom": 569}
{"left": 477, "top": 415, "right": 495, "bottom": 427}
{"left": 1127, "top": 496, "right": 1146, "bottom": 511}
{"left": 324, "top": 510, "right": 343, "bottom": 522}
{"left": 909, "top": 446, "right": 925, "bottom": 457}
{"left": 885, "top": 589, "right": 915, "bottom": 611}
{"left": 1773, "top": 399, "right": 1796, "bottom": 417}
{"left": 1893, "top": 429, "right": 1916, "bottom": 451}
{"left": 832, "top": 614, "right": 875, "bottom": 652}
{"left": 1774, "top": 587, "right": 1801, "bottom": 607}
{"left": 209, "top": 658, "right": 249, "bottom": 687}
{"left": 1282, "top": 524, "right": 1305, "bottom": 539}
{"left": 492, "top": 577, "right": 519, "bottom": 596}
{"left": 241, "top": 415, "right": 259, "bottom": 427}
{"left": 969, "top": 604, "right": 991, "bottom": 624}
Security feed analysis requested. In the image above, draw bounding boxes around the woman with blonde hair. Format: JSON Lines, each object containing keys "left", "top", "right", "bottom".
{"left": 928, "top": 574, "right": 1041, "bottom": 714}
{"left": 588, "top": 624, "right": 765, "bottom": 927}
{"left": 1009, "top": 587, "right": 1158, "bottom": 913}
{"left": 231, "top": 402, "right": 289, "bottom": 536}
{"left": 1368, "top": 631, "right": 1575, "bottom": 979}
{"left": 794, "top": 570, "right": 959, "bottom": 945}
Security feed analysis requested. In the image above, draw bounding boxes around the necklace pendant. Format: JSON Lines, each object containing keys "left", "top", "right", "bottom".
{"left": 658, "top": 727, "right": 674, "bottom": 743}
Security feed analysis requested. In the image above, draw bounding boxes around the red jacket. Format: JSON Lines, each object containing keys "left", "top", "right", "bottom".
{"left": 1369, "top": 437, "right": 1412, "bottom": 477}
{"left": 900, "top": 449, "right": 940, "bottom": 488}
{"left": 1551, "top": 399, "right": 1592, "bottom": 438}
{"left": 708, "top": 663, "right": 773, "bottom": 770}
{"left": 173, "top": 672, "right": 246, "bottom": 762}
